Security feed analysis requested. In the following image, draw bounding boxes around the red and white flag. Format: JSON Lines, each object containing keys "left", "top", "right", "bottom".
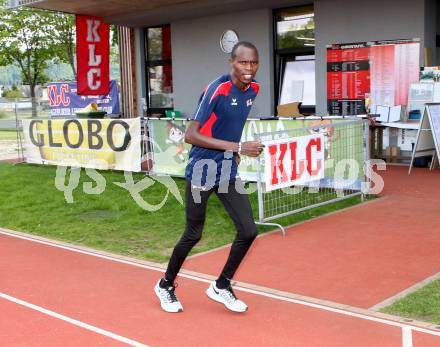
{"left": 76, "top": 15, "right": 110, "bottom": 95}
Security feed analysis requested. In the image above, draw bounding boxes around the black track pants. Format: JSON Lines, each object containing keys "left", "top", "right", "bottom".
{"left": 164, "top": 180, "right": 258, "bottom": 283}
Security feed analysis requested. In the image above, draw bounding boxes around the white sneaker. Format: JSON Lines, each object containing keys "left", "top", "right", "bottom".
{"left": 206, "top": 282, "right": 248, "bottom": 312}
{"left": 154, "top": 280, "right": 183, "bottom": 313}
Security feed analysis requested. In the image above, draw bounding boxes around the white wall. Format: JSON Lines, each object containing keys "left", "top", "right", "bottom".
{"left": 314, "top": 0, "right": 433, "bottom": 114}
{"left": 171, "top": 9, "right": 274, "bottom": 118}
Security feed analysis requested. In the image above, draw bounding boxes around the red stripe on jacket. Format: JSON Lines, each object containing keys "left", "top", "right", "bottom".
{"left": 250, "top": 82, "right": 260, "bottom": 94}
{"left": 199, "top": 112, "right": 217, "bottom": 137}
{"left": 209, "top": 81, "right": 233, "bottom": 103}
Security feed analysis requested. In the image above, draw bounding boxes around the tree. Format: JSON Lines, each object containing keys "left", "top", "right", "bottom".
{"left": 52, "top": 12, "right": 76, "bottom": 78}
{"left": 0, "top": 1, "right": 120, "bottom": 113}
{"left": 278, "top": 17, "right": 314, "bottom": 50}
{"left": 109, "top": 26, "right": 120, "bottom": 82}
{"left": 0, "top": 65, "right": 21, "bottom": 85}
{"left": 0, "top": 2, "right": 66, "bottom": 116}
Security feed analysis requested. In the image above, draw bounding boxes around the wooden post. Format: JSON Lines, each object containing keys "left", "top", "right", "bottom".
{"left": 118, "top": 26, "right": 137, "bottom": 118}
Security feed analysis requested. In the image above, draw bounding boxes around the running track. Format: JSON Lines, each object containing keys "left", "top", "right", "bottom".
{"left": 1, "top": 166, "right": 440, "bottom": 346}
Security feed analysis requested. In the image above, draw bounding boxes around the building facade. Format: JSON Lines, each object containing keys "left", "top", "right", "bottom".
{"left": 20, "top": 0, "right": 439, "bottom": 117}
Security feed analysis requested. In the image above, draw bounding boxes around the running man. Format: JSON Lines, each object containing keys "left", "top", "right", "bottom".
{"left": 155, "top": 41, "right": 263, "bottom": 313}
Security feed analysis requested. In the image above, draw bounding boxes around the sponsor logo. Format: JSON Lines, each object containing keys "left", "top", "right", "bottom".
{"left": 231, "top": 98, "right": 238, "bottom": 106}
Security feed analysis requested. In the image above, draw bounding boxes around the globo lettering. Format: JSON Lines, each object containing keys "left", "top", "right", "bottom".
{"left": 28, "top": 119, "right": 131, "bottom": 152}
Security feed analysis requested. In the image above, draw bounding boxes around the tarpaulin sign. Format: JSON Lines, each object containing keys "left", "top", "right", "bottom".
{"left": 22, "top": 118, "right": 141, "bottom": 172}
{"left": 76, "top": 15, "right": 110, "bottom": 95}
{"left": 263, "top": 134, "right": 325, "bottom": 192}
{"left": 47, "top": 80, "right": 120, "bottom": 117}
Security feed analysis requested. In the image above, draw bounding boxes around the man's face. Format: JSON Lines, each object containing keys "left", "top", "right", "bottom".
{"left": 229, "top": 46, "right": 259, "bottom": 86}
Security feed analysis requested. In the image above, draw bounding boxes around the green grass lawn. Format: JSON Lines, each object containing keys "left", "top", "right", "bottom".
{"left": 0, "top": 162, "right": 365, "bottom": 263}
{"left": 380, "top": 280, "right": 440, "bottom": 324}
{"left": 0, "top": 129, "right": 19, "bottom": 141}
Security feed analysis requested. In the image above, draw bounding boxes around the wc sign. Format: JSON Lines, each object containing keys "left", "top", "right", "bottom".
{"left": 76, "top": 15, "right": 110, "bottom": 95}
{"left": 263, "top": 134, "right": 325, "bottom": 191}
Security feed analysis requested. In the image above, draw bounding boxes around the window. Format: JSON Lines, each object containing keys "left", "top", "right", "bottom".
{"left": 145, "top": 25, "right": 173, "bottom": 116}
{"left": 274, "top": 6, "right": 315, "bottom": 111}
{"left": 276, "top": 6, "right": 315, "bottom": 50}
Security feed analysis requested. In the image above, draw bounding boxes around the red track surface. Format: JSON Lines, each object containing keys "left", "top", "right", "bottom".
{"left": 0, "top": 298, "right": 127, "bottom": 346}
{"left": 1, "top": 166, "right": 439, "bottom": 346}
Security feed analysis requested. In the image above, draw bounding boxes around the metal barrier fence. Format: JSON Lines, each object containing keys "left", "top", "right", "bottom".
{"left": 8, "top": 112, "right": 369, "bottom": 233}
{"left": 254, "top": 119, "right": 369, "bottom": 235}
{"left": 0, "top": 98, "right": 50, "bottom": 122}
{"left": 0, "top": 99, "right": 36, "bottom": 162}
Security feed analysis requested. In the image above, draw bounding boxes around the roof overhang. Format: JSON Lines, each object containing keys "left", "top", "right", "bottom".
{"left": 8, "top": 0, "right": 308, "bottom": 27}
{"left": 7, "top": 0, "right": 46, "bottom": 8}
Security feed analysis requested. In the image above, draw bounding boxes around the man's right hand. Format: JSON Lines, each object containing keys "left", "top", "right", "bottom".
{"left": 240, "top": 141, "right": 264, "bottom": 157}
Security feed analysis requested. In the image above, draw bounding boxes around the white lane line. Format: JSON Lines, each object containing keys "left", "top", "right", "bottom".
{"left": 1, "top": 229, "right": 440, "bottom": 340}
{"left": 402, "top": 326, "right": 413, "bottom": 347}
{"left": 233, "top": 285, "right": 440, "bottom": 338}
{"left": 0, "top": 292, "right": 149, "bottom": 347}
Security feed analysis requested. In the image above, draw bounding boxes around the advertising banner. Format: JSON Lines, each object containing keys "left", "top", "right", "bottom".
{"left": 22, "top": 118, "right": 141, "bottom": 172}
{"left": 147, "top": 118, "right": 309, "bottom": 178}
{"left": 263, "top": 134, "right": 325, "bottom": 192}
{"left": 76, "top": 15, "right": 110, "bottom": 95}
{"left": 238, "top": 118, "right": 344, "bottom": 181}
{"left": 47, "top": 80, "right": 120, "bottom": 118}
{"left": 147, "top": 118, "right": 349, "bottom": 181}
{"left": 148, "top": 119, "right": 190, "bottom": 177}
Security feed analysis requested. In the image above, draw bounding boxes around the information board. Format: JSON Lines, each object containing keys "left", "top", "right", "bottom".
{"left": 327, "top": 39, "right": 420, "bottom": 116}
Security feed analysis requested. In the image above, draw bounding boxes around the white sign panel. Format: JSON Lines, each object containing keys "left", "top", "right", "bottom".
{"left": 429, "top": 104, "right": 440, "bottom": 152}
{"left": 263, "top": 134, "right": 325, "bottom": 191}
{"left": 408, "top": 103, "right": 440, "bottom": 174}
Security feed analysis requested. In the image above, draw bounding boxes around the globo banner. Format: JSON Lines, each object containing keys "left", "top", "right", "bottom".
{"left": 22, "top": 118, "right": 141, "bottom": 172}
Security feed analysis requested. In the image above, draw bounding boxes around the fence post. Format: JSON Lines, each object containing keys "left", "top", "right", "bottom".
{"left": 13, "top": 101, "right": 24, "bottom": 163}
{"left": 254, "top": 133, "right": 286, "bottom": 236}
{"left": 255, "top": 134, "right": 265, "bottom": 222}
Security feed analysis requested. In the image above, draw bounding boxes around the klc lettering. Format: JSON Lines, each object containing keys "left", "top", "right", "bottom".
{"left": 28, "top": 119, "right": 131, "bottom": 152}
{"left": 47, "top": 84, "right": 70, "bottom": 107}
{"left": 86, "top": 19, "right": 102, "bottom": 91}
{"left": 269, "top": 138, "right": 322, "bottom": 185}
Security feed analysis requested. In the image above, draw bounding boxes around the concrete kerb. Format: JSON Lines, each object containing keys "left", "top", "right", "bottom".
{"left": 370, "top": 271, "right": 440, "bottom": 312}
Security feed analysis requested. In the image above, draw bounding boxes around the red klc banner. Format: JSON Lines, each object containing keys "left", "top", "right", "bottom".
{"left": 76, "top": 15, "right": 109, "bottom": 95}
